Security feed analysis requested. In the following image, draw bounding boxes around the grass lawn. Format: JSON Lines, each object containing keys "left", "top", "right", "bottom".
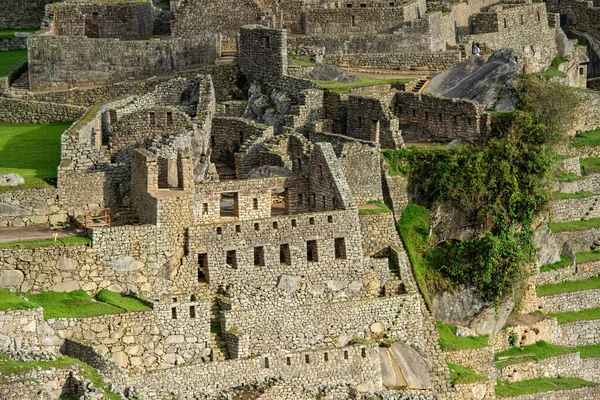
{"left": 358, "top": 200, "right": 392, "bottom": 215}
{"left": 290, "top": 56, "right": 316, "bottom": 67}
{"left": 0, "top": 48, "right": 27, "bottom": 77}
{"left": 4, "top": 290, "right": 152, "bottom": 319}
{"left": 396, "top": 204, "right": 433, "bottom": 309}
{"left": 496, "top": 377, "right": 598, "bottom": 397}
{"left": 548, "top": 218, "right": 600, "bottom": 233}
{"left": 540, "top": 254, "right": 572, "bottom": 272}
{"left": 0, "top": 29, "right": 38, "bottom": 39}
{"left": 546, "top": 307, "right": 600, "bottom": 324}
{"left": 0, "top": 352, "right": 121, "bottom": 399}
{"left": 552, "top": 191, "right": 596, "bottom": 200}
{"left": 0, "top": 236, "right": 91, "bottom": 249}
{"left": 0, "top": 123, "right": 72, "bottom": 191}
{"left": 581, "top": 158, "right": 600, "bottom": 175}
{"left": 314, "top": 76, "right": 414, "bottom": 94}
{"left": 495, "top": 341, "right": 576, "bottom": 369}
{"left": 536, "top": 276, "right": 600, "bottom": 297}
{"left": 556, "top": 171, "right": 586, "bottom": 182}
{"left": 437, "top": 321, "right": 489, "bottom": 351}
{"left": 533, "top": 57, "right": 567, "bottom": 79}
{"left": 448, "top": 363, "right": 487, "bottom": 385}
{"left": 575, "top": 250, "right": 600, "bottom": 264}
{"left": 573, "top": 129, "right": 600, "bottom": 148}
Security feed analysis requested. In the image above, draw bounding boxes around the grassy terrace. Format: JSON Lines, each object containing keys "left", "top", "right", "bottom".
{"left": 552, "top": 191, "right": 596, "bottom": 200}
{"left": 539, "top": 254, "right": 572, "bottom": 272}
{"left": 0, "top": 352, "right": 120, "bottom": 399}
{"left": 573, "top": 129, "right": 600, "bottom": 148}
{"left": 581, "top": 158, "right": 600, "bottom": 175}
{"left": 448, "top": 363, "right": 487, "bottom": 385}
{"left": 0, "top": 48, "right": 27, "bottom": 77}
{"left": 494, "top": 341, "right": 600, "bottom": 369}
{"left": 536, "top": 276, "right": 600, "bottom": 297}
{"left": 0, "top": 289, "right": 151, "bottom": 319}
{"left": 556, "top": 171, "right": 586, "bottom": 182}
{"left": 533, "top": 56, "right": 567, "bottom": 79}
{"left": 314, "top": 76, "right": 414, "bottom": 94}
{"left": 575, "top": 250, "right": 600, "bottom": 264}
{"left": 548, "top": 218, "right": 600, "bottom": 233}
{"left": 546, "top": 307, "right": 600, "bottom": 324}
{"left": 0, "top": 29, "right": 38, "bottom": 39}
{"left": 437, "top": 322, "right": 489, "bottom": 351}
{"left": 0, "top": 123, "right": 72, "bottom": 191}
{"left": 496, "top": 377, "right": 598, "bottom": 397}
{"left": 0, "top": 236, "right": 91, "bottom": 249}
{"left": 358, "top": 200, "right": 392, "bottom": 215}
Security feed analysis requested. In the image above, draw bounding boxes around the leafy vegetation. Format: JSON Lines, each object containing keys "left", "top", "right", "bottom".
{"left": 547, "top": 307, "right": 600, "bottom": 324}
{"left": 581, "top": 157, "right": 600, "bottom": 175}
{"left": 539, "top": 254, "right": 572, "bottom": 272}
{"left": 314, "top": 76, "right": 414, "bottom": 94}
{"left": 448, "top": 363, "right": 487, "bottom": 385}
{"left": 496, "top": 377, "right": 598, "bottom": 397}
{"left": 552, "top": 191, "right": 596, "bottom": 200}
{"left": 536, "top": 276, "right": 600, "bottom": 297}
{"left": 437, "top": 322, "right": 489, "bottom": 351}
{"left": 549, "top": 218, "right": 600, "bottom": 233}
{"left": 576, "top": 250, "right": 600, "bottom": 264}
{"left": 573, "top": 129, "right": 600, "bottom": 148}
{"left": 0, "top": 123, "right": 72, "bottom": 190}
{"left": 3, "top": 290, "right": 152, "bottom": 319}
{"left": 358, "top": 200, "right": 392, "bottom": 215}
{"left": 0, "top": 49, "right": 27, "bottom": 77}
{"left": 0, "top": 236, "right": 91, "bottom": 249}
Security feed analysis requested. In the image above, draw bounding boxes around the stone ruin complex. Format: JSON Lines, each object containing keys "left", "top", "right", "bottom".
{"left": 1, "top": 0, "right": 600, "bottom": 398}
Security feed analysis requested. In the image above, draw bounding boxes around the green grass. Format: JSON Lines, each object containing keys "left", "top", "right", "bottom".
{"left": 581, "top": 158, "right": 600, "bottom": 175}
{"left": 8, "top": 290, "right": 152, "bottom": 319}
{"left": 0, "top": 352, "right": 121, "bottom": 399}
{"left": 540, "top": 254, "right": 572, "bottom": 272}
{"left": 496, "top": 377, "right": 598, "bottom": 397}
{"left": 552, "top": 191, "right": 596, "bottom": 199}
{"left": 358, "top": 200, "right": 392, "bottom": 215}
{"left": 0, "top": 123, "right": 72, "bottom": 191}
{"left": 573, "top": 129, "right": 600, "bottom": 148}
{"left": 290, "top": 56, "right": 316, "bottom": 67}
{"left": 437, "top": 322, "right": 489, "bottom": 351}
{"left": 0, "top": 236, "right": 91, "bottom": 249}
{"left": 556, "top": 171, "right": 585, "bottom": 182}
{"left": 396, "top": 204, "right": 433, "bottom": 309}
{"left": 547, "top": 307, "right": 600, "bottom": 324}
{"left": 536, "top": 276, "right": 600, "bottom": 297}
{"left": 548, "top": 218, "right": 600, "bottom": 233}
{"left": 314, "top": 76, "right": 414, "bottom": 94}
{"left": 495, "top": 341, "right": 576, "bottom": 369}
{"left": 448, "top": 363, "right": 487, "bottom": 385}
{"left": 0, "top": 48, "right": 27, "bottom": 77}
{"left": 533, "top": 57, "right": 567, "bottom": 79}
{"left": 576, "top": 250, "right": 600, "bottom": 264}
{"left": 0, "top": 289, "right": 37, "bottom": 312}
{"left": 0, "top": 29, "right": 38, "bottom": 39}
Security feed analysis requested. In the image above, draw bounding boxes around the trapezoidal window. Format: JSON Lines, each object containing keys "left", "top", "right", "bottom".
{"left": 334, "top": 238, "right": 347, "bottom": 260}
{"left": 254, "top": 246, "right": 265, "bottom": 267}
{"left": 226, "top": 250, "right": 237, "bottom": 269}
{"left": 198, "top": 253, "right": 208, "bottom": 282}
{"left": 280, "top": 243, "right": 291, "bottom": 265}
{"left": 85, "top": 12, "right": 99, "bottom": 38}
{"left": 220, "top": 192, "right": 238, "bottom": 218}
{"left": 307, "top": 240, "right": 318, "bottom": 262}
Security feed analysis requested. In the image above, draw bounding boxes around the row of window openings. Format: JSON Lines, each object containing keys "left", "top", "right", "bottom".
{"left": 148, "top": 111, "right": 174, "bottom": 126}
{"left": 199, "top": 238, "right": 347, "bottom": 270}
{"left": 264, "top": 348, "right": 367, "bottom": 368}
{"left": 386, "top": 112, "right": 473, "bottom": 125}
{"left": 206, "top": 193, "right": 335, "bottom": 217}
{"left": 503, "top": 13, "right": 541, "bottom": 28}
{"left": 214, "top": 215, "right": 335, "bottom": 235}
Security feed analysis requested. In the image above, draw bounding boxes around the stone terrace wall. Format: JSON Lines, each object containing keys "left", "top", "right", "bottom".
{"left": 346, "top": 91, "right": 402, "bottom": 149}
{"left": 222, "top": 294, "right": 424, "bottom": 355}
{"left": 552, "top": 228, "right": 597, "bottom": 253}
{"left": 558, "top": 318, "right": 600, "bottom": 346}
{"left": 496, "top": 352, "right": 582, "bottom": 382}
{"left": 0, "top": 0, "right": 54, "bottom": 29}
{"left": 0, "top": 367, "right": 73, "bottom": 400}
{"left": 130, "top": 345, "right": 382, "bottom": 397}
{"left": 0, "top": 188, "right": 68, "bottom": 228}
{"left": 555, "top": 174, "right": 600, "bottom": 195}
{"left": 550, "top": 195, "right": 600, "bottom": 222}
{"left": 239, "top": 26, "right": 288, "bottom": 84}
{"left": 539, "top": 288, "right": 600, "bottom": 313}
{"left": 359, "top": 212, "right": 399, "bottom": 258}
{"left": 0, "top": 98, "right": 85, "bottom": 124}
{"left": 28, "top": 35, "right": 219, "bottom": 91}
{"left": 392, "top": 91, "right": 490, "bottom": 142}
{"left": 321, "top": 50, "right": 462, "bottom": 71}
{"left": 501, "top": 386, "right": 600, "bottom": 400}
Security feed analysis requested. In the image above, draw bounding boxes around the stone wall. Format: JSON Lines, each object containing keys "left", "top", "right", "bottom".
{"left": 321, "top": 50, "right": 462, "bottom": 71}
{"left": 382, "top": 170, "right": 410, "bottom": 220}
{"left": 500, "top": 386, "right": 600, "bottom": 399}
{"left": 552, "top": 228, "right": 598, "bottom": 253}
{"left": 539, "top": 288, "right": 600, "bottom": 313}
{"left": 496, "top": 352, "right": 582, "bottom": 382}
{"left": 0, "top": 188, "right": 68, "bottom": 228}
{"left": 558, "top": 318, "right": 600, "bottom": 346}
{"left": 550, "top": 195, "right": 600, "bottom": 222}
{"left": 0, "top": 0, "right": 54, "bottom": 29}
{"left": 444, "top": 347, "right": 495, "bottom": 378}
{"left": 546, "top": 0, "right": 600, "bottom": 39}
{"left": 555, "top": 174, "right": 600, "bottom": 195}
{"left": 0, "top": 367, "right": 73, "bottom": 400}
{"left": 221, "top": 294, "right": 424, "bottom": 355}
{"left": 346, "top": 92, "right": 403, "bottom": 149}
{"left": 0, "top": 37, "right": 27, "bottom": 51}
{"left": 28, "top": 35, "right": 219, "bottom": 91}
{"left": 239, "top": 25, "right": 288, "bottom": 84}
{"left": 130, "top": 345, "right": 382, "bottom": 397}
{"left": 359, "top": 212, "right": 399, "bottom": 258}
{"left": 0, "top": 98, "right": 85, "bottom": 124}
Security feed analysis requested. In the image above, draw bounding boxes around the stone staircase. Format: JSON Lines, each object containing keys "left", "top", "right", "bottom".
{"left": 412, "top": 78, "right": 430, "bottom": 93}
{"left": 214, "top": 161, "right": 237, "bottom": 181}
{"left": 215, "top": 50, "right": 237, "bottom": 65}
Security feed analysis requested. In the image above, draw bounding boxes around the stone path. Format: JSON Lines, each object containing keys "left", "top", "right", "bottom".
{"left": 0, "top": 226, "right": 72, "bottom": 244}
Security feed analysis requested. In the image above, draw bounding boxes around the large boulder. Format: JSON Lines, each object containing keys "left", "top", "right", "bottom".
{"left": 556, "top": 28, "right": 574, "bottom": 58}
{"left": 0, "top": 270, "right": 24, "bottom": 289}
{"left": 0, "top": 174, "right": 24, "bottom": 187}
{"left": 424, "top": 49, "right": 519, "bottom": 111}
{"left": 380, "top": 342, "right": 432, "bottom": 390}
{"left": 309, "top": 64, "right": 358, "bottom": 83}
